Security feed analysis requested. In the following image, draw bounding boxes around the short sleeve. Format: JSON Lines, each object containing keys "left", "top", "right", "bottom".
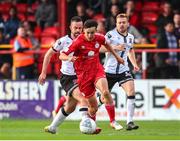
{"left": 105, "top": 32, "right": 113, "bottom": 44}
{"left": 52, "top": 38, "right": 63, "bottom": 52}
{"left": 128, "top": 35, "right": 134, "bottom": 49}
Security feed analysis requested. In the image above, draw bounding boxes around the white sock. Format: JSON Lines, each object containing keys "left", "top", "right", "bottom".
{"left": 127, "top": 96, "right": 135, "bottom": 124}
{"left": 50, "top": 107, "right": 68, "bottom": 128}
{"left": 79, "top": 107, "right": 88, "bottom": 119}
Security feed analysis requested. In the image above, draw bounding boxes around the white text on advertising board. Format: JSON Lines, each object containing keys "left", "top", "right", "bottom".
{"left": 0, "top": 81, "right": 49, "bottom": 100}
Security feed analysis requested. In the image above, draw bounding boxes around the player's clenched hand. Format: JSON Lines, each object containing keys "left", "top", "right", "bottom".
{"left": 38, "top": 73, "right": 46, "bottom": 85}
{"left": 134, "top": 65, "right": 140, "bottom": 72}
{"left": 114, "top": 44, "right": 125, "bottom": 51}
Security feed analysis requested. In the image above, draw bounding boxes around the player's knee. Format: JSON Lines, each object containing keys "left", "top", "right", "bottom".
{"left": 80, "top": 100, "right": 87, "bottom": 107}
{"left": 70, "top": 105, "right": 76, "bottom": 112}
{"left": 65, "top": 104, "right": 76, "bottom": 113}
{"left": 127, "top": 89, "right": 135, "bottom": 96}
{"left": 66, "top": 108, "right": 75, "bottom": 113}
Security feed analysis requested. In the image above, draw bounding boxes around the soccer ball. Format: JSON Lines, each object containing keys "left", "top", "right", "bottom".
{"left": 79, "top": 117, "right": 96, "bottom": 134}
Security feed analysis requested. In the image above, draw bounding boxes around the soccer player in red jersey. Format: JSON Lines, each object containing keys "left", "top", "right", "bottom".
{"left": 60, "top": 19, "right": 124, "bottom": 130}
{"left": 39, "top": 16, "right": 95, "bottom": 134}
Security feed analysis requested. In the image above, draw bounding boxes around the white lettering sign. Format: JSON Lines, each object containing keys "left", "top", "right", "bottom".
{"left": 0, "top": 81, "right": 49, "bottom": 101}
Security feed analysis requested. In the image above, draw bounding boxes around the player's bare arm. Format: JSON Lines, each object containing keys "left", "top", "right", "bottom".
{"left": 114, "top": 44, "right": 125, "bottom": 51}
{"left": 105, "top": 43, "right": 125, "bottom": 64}
{"left": 100, "top": 44, "right": 125, "bottom": 53}
{"left": 38, "top": 48, "right": 55, "bottom": 85}
{"left": 128, "top": 48, "right": 140, "bottom": 72}
{"left": 59, "top": 53, "right": 77, "bottom": 62}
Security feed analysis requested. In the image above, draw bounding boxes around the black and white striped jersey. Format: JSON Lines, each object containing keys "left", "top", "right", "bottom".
{"left": 52, "top": 35, "right": 76, "bottom": 75}
{"left": 104, "top": 28, "right": 134, "bottom": 74}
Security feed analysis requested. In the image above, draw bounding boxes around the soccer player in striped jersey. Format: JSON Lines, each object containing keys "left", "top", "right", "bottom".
{"left": 100, "top": 13, "right": 140, "bottom": 130}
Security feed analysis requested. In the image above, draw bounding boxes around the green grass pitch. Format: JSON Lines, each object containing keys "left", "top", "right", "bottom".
{"left": 0, "top": 119, "right": 180, "bottom": 140}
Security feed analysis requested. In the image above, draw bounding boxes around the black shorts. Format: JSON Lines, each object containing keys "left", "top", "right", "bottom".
{"left": 60, "top": 74, "right": 78, "bottom": 96}
{"left": 106, "top": 71, "right": 133, "bottom": 90}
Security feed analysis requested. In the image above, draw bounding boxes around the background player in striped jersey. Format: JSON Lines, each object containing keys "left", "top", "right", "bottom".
{"left": 99, "top": 13, "right": 140, "bottom": 130}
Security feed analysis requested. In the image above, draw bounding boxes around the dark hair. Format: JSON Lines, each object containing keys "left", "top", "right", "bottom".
{"left": 70, "top": 16, "right": 82, "bottom": 23}
{"left": 126, "top": 0, "right": 134, "bottom": 4}
{"left": 163, "top": 1, "right": 171, "bottom": 6}
{"left": 174, "top": 10, "right": 180, "bottom": 15}
{"left": 164, "top": 20, "right": 174, "bottom": 27}
{"left": 84, "top": 19, "right": 98, "bottom": 29}
{"left": 111, "top": 4, "right": 119, "bottom": 8}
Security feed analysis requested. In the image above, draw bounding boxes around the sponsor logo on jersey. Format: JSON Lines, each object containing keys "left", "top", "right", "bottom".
{"left": 129, "top": 38, "right": 132, "bottom": 44}
{"left": 58, "top": 41, "right": 61, "bottom": 45}
{"left": 88, "top": 51, "right": 95, "bottom": 56}
{"left": 66, "top": 41, "right": 70, "bottom": 44}
{"left": 107, "top": 33, "right": 112, "bottom": 38}
{"left": 95, "top": 42, "right": 100, "bottom": 48}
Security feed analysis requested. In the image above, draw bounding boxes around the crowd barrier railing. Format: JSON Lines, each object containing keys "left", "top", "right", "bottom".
{"left": 0, "top": 43, "right": 157, "bottom": 49}
{"left": 135, "top": 49, "right": 180, "bottom": 79}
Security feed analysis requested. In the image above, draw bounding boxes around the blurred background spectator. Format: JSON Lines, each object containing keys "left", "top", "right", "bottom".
{"left": 0, "top": 13, "right": 5, "bottom": 32}
{"left": 103, "top": 0, "right": 124, "bottom": 17}
{"left": 75, "top": 1, "right": 90, "bottom": 22}
{"left": 0, "top": 20, "right": 12, "bottom": 71}
{"left": 0, "top": 28, "right": 8, "bottom": 44}
{"left": 124, "top": 0, "right": 141, "bottom": 29}
{"left": 13, "top": 26, "right": 36, "bottom": 79}
{"left": 173, "top": 11, "right": 180, "bottom": 45}
{"left": 4, "top": 7, "right": 20, "bottom": 43}
{"left": 22, "top": 20, "right": 40, "bottom": 49}
{"left": 35, "top": 0, "right": 56, "bottom": 29}
{"left": 97, "top": 20, "right": 106, "bottom": 35}
{"left": 156, "top": 20, "right": 179, "bottom": 78}
{"left": 156, "top": 2, "right": 173, "bottom": 33}
{"left": 105, "top": 4, "right": 120, "bottom": 31}
{"left": 27, "top": 29, "right": 40, "bottom": 49}
{"left": 128, "top": 25, "right": 144, "bottom": 44}
{"left": 0, "top": 62, "right": 11, "bottom": 79}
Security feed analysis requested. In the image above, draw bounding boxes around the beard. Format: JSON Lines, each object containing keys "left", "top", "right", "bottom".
{"left": 74, "top": 32, "right": 80, "bottom": 38}
{"left": 119, "top": 27, "right": 127, "bottom": 33}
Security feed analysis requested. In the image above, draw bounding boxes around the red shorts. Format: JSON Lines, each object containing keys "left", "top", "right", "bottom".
{"left": 77, "top": 65, "right": 106, "bottom": 98}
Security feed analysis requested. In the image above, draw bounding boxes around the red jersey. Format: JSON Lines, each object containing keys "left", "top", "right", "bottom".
{"left": 63, "top": 33, "right": 107, "bottom": 98}
{"left": 63, "top": 33, "right": 106, "bottom": 73}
